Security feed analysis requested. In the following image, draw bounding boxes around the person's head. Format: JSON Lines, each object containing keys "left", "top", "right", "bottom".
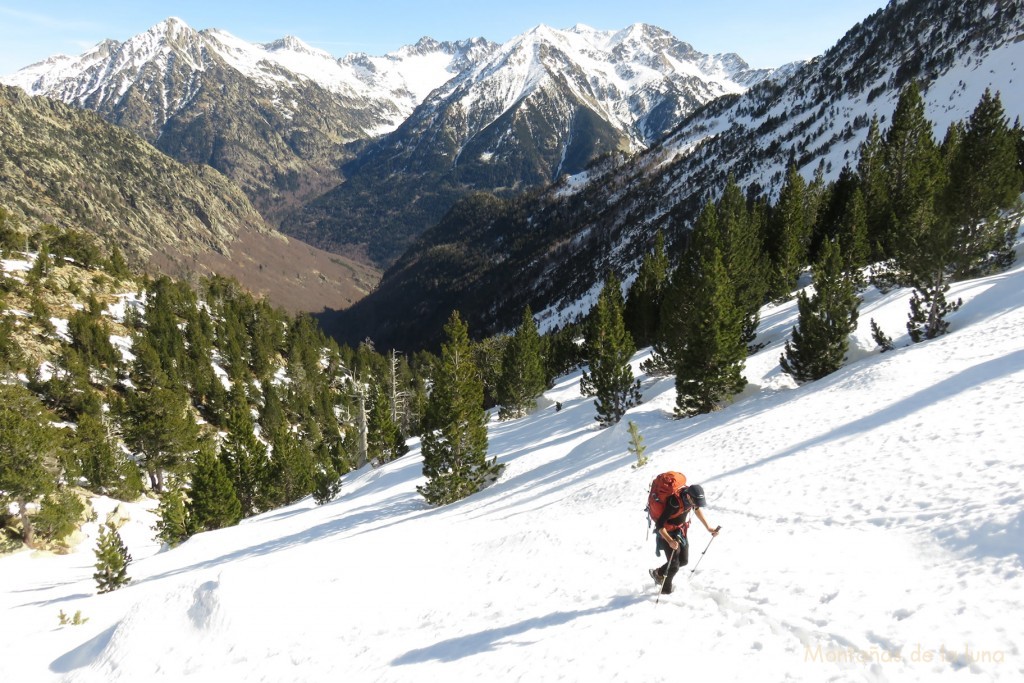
{"left": 686, "top": 484, "right": 706, "bottom": 508}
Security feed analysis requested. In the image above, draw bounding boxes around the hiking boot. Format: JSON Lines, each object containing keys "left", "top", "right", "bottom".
{"left": 649, "top": 568, "right": 665, "bottom": 585}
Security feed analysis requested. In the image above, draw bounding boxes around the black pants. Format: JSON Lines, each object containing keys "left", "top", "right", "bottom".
{"left": 656, "top": 532, "right": 689, "bottom": 592}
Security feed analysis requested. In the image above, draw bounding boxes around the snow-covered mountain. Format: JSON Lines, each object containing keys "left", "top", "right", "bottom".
{"left": 415, "top": 22, "right": 774, "bottom": 153}
{"left": 332, "top": 0, "right": 1024, "bottom": 348}
{"left": 285, "top": 22, "right": 778, "bottom": 265}
{"left": 3, "top": 229, "right": 1022, "bottom": 682}
{"left": 0, "top": 17, "right": 496, "bottom": 224}
{"left": 3, "top": 17, "right": 491, "bottom": 138}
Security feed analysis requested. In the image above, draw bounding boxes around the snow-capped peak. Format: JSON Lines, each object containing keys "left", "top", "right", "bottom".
{"left": 0, "top": 18, "right": 500, "bottom": 137}
{"left": 260, "top": 35, "right": 331, "bottom": 59}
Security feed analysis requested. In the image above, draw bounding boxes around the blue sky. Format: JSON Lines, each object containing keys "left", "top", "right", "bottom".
{"left": 0, "top": 1, "right": 888, "bottom": 75}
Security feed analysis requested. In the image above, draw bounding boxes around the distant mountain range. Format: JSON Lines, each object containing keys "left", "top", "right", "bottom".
{"left": 3, "top": 19, "right": 782, "bottom": 268}
{"left": 3, "top": 18, "right": 495, "bottom": 227}
{"left": 323, "top": 0, "right": 1024, "bottom": 349}
{"left": 6, "top": 1, "right": 1017, "bottom": 351}
{"left": 284, "top": 22, "right": 782, "bottom": 264}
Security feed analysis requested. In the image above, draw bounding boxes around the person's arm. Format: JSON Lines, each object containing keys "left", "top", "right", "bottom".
{"left": 658, "top": 526, "right": 680, "bottom": 550}
{"left": 694, "top": 508, "right": 720, "bottom": 536}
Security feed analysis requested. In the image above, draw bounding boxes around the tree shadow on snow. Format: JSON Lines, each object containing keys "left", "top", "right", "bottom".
{"left": 391, "top": 593, "right": 644, "bottom": 665}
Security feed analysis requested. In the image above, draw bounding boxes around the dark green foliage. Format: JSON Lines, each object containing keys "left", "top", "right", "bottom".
{"left": 367, "top": 384, "right": 408, "bottom": 465}
{"left": 219, "top": 384, "right": 269, "bottom": 516}
{"left": 27, "top": 245, "right": 50, "bottom": 284}
{"left": 38, "top": 347, "right": 100, "bottom": 421}
{"left": 907, "top": 288, "right": 961, "bottom": 342}
{"left": 673, "top": 203, "right": 748, "bottom": 417}
{"left": 542, "top": 323, "right": 586, "bottom": 384}
{"left": 580, "top": 274, "right": 641, "bottom": 427}
{"left": 68, "top": 308, "right": 120, "bottom": 378}
{"left": 717, "top": 175, "right": 769, "bottom": 345}
{"left": 624, "top": 231, "right": 669, "bottom": 348}
{"left": 265, "top": 425, "right": 315, "bottom": 506}
{"left": 496, "top": 306, "right": 547, "bottom": 420}
{"left": 870, "top": 319, "right": 894, "bottom": 352}
{"left": 768, "top": 165, "right": 811, "bottom": 299}
{"left": 71, "top": 412, "right": 144, "bottom": 500}
{"left": 418, "top": 311, "right": 503, "bottom": 506}
{"left": 122, "top": 379, "right": 199, "bottom": 493}
{"left": 29, "top": 287, "right": 56, "bottom": 336}
{"left": 154, "top": 488, "right": 192, "bottom": 547}
{"left": 312, "top": 440, "right": 344, "bottom": 506}
{"left": 473, "top": 335, "right": 508, "bottom": 409}
{"left": 780, "top": 240, "right": 862, "bottom": 383}
{"left": 33, "top": 488, "right": 86, "bottom": 547}
{"left": 139, "top": 276, "right": 190, "bottom": 389}
{"left": 0, "top": 310, "right": 21, "bottom": 374}
{"left": 188, "top": 442, "right": 242, "bottom": 531}
{"left": 944, "top": 88, "right": 1022, "bottom": 275}
{"left": 106, "top": 244, "right": 131, "bottom": 279}
{"left": 93, "top": 522, "right": 132, "bottom": 593}
{"left": 0, "top": 383, "right": 60, "bottom": 548}
{"left": 817, "top": 165, "right": 871, "bottom": 276}
{"left": 48, "top": 228, "right": 102, "bottom": 268}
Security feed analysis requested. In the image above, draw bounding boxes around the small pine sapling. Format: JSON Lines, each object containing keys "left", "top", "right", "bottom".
{"left": 627, "top": 420, "right": 648, "bottom": 469}
{"left": 870, "top": 318, "right": 894, "bottom": 352}
{"left": 93, "top": 521, "right": 132, "bottom": 594}
{"left": 58, "top": 610, "right": 89, "bottom": 626}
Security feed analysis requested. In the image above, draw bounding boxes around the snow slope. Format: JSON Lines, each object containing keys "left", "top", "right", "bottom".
{"left": 2, "top": 238, "right": 1023, "bottom": 681}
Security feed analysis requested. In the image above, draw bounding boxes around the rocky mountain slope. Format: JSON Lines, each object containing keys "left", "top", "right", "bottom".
{"left": 284, "top": 23, "right": 777, "bottom": 265}
{"left": 0, "top": 84, "right": 377, "bottom": 313}
{"left": 2, "top": 18, "right": 495, "bottom": 225}
{"left": 327, "top": 0, "right": 1024, "bottom": 349}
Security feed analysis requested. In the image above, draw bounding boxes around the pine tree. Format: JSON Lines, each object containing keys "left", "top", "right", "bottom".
{"left": 496, "top": 306, "right": 547, "bottom": 420}
{"left": 945, "top": 88, "right": 1022, "bottom": 275}
{"left": 627, "top": 420, "right": 647, "bottom": 469}
{"left": 580, "top": 274, "right": 642, "bottom": 427}
{"left": 312, "top": 435, "right": 345, "bottom": 505}
{"left": 644, "top": 261, "right": 688, "bottom": 377}
{"left": 106, "top": 243, "right": 131, "bottom": 279}
{"left": 367, "top": 383, "right": 408, "bottom": 465}
{"left": 674, "top": 203, "right": 747, "bottom": 417}
{"left": 624, "top": 231, "right": 670, "bottom": 348}
{"left": 73, "top": 412, "right": 143, "bottom": 500}
{"left": 123, "top": 380, "right": 199, "bottom": 493}
{"left": 188, "top": 442, "right": 242, "bottom": 531}
{"left": 884, "top": 82, "right": 959, "bottom": 342}
{"left": 780, "top": 240, "right": 861, "bottom": 383}
{"left": 418, "top": 311, "right": 503, "bottom": 506}
{"left": 857, "top": 116, "right": 892, "bottom": 259}
{"left": 0, "top": 383, "right": 60, "bottom": 548}
{"left": 219, "top": 385, "right": 268, "bottom": 516}
{"left": 819, "top": 165, "right": 870, "bottom": 276}
{"left": 154, "top": 488, "right": 191, "bottom": 547}
{"left": 265, "top": 424, "right": 315, "bottom": 506}
{"left": 769, "top": 165, "right": 810, "bottom": 299}
{"left": 718, "top": 174, "right": 769, "bottom": 345}
{"left": 93, "top": 522, "right": 132, "bottom": 593}
{"left": 33, "top": 488, "right": 86, "bottom": 548}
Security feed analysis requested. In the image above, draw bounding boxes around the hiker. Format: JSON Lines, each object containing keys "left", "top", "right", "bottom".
{"left": 649, "top": 483, "right": 719, "bottom": 594}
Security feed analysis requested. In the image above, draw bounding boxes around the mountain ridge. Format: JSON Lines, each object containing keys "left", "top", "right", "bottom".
{"left": 0, "top": 84, "right": 378, "bottom": 314}
{"left": 282, "top": 21, "right": 781, "bottom": 265}
{"left": 326, "top": 0, "right": 1024, "bottom": 349}
{"left": 1, "top": 18, "right": 497, "bottom": 227}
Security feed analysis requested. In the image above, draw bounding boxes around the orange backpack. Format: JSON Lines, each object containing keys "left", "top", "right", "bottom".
{"left": 647, "top": 471, "right": 687, "bottom": 526}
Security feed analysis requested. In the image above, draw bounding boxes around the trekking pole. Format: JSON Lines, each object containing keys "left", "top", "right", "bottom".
{"left": 689, "top": 526, "right": 722, "bottom": 577}
{"left": 655, "top": 546, "right": 677, "bottom": 606}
